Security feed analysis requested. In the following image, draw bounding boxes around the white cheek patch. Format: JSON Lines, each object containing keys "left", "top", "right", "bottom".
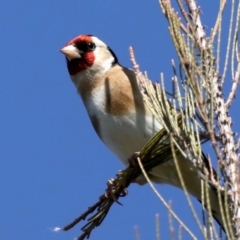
{"left": 91, "top": 37, "right": 107, "bottom": 47}
{"left": 93, "top": 53, "right": 114, "bottom": 76}
{"left": 91, "top": 37, "right": 115, "bottom": 75}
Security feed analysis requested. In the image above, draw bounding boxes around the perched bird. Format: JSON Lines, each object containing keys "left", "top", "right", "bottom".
{"left": 60, "top": 34, "right": 224, "bottom": 228}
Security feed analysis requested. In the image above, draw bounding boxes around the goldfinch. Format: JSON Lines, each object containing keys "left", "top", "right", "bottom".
{"left": 60, "top": 34, "right": 224, "bottom": 228}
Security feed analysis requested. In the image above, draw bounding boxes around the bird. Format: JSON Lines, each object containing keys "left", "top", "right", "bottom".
{"left": 60, "top": 34, "right": 225, "bottom": 229}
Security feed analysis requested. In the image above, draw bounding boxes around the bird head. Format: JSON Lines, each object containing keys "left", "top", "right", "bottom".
{"left": 60, "top": 35, "right": 118, "bottom": 81}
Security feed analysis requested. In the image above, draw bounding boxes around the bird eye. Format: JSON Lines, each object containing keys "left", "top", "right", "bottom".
{"left": 75, "top": 42, "right": 96, "bottom": 52}
{"left": 86, "top": 42, "right": 95, "bottom": 51}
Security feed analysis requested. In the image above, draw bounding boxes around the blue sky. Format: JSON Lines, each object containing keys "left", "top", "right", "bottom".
{"left": 0, "top": 1, "right": 237, "bottom": 240}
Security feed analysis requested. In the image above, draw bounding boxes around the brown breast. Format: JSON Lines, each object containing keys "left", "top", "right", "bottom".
{"left": 78, "top": 64, "right": 147, "bottom": 117}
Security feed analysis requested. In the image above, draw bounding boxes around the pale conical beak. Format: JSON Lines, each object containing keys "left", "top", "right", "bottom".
{"left": 60, "top": 45, "right": 81, "bottom": 60}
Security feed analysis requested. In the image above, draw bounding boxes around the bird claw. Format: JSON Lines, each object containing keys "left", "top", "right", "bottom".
{"left": 104, "top": 179, "right": 128, "bottom": 205}
{"left": 127, "top": 151, "right": 141, "bottom": 167}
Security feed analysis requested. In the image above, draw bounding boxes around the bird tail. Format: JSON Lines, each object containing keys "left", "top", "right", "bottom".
{"left": 197, "top": 183, "right": 234, "bottom": 235}
{"left": 147, "top": 153, "right": 231, "bottom": 234}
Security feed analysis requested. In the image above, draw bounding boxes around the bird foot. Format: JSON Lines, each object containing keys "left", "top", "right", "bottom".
{"left": 104, "top": 178, "right": 128, "bottom": 204}
{"left": 127, "top": 151, "right": 141, "bottom": 168}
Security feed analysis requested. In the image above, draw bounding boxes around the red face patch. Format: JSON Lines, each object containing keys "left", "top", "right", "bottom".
{"left": 65, "top": 35, "right": 95, "bottom": 76}
{"left": 65, "top": 35, "right": 93, "bottom": 46}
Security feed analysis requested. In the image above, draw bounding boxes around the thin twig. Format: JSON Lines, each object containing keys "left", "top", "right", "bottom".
{"left": 137, "top": 157, "right": 197, "bottom": 240}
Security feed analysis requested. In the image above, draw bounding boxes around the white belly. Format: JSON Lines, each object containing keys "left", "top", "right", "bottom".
{"left": 99, "top": 111, "right": 161, "bottom": 165}
{"left": 84, "top": 86, "right": 162, "bottom": 165}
